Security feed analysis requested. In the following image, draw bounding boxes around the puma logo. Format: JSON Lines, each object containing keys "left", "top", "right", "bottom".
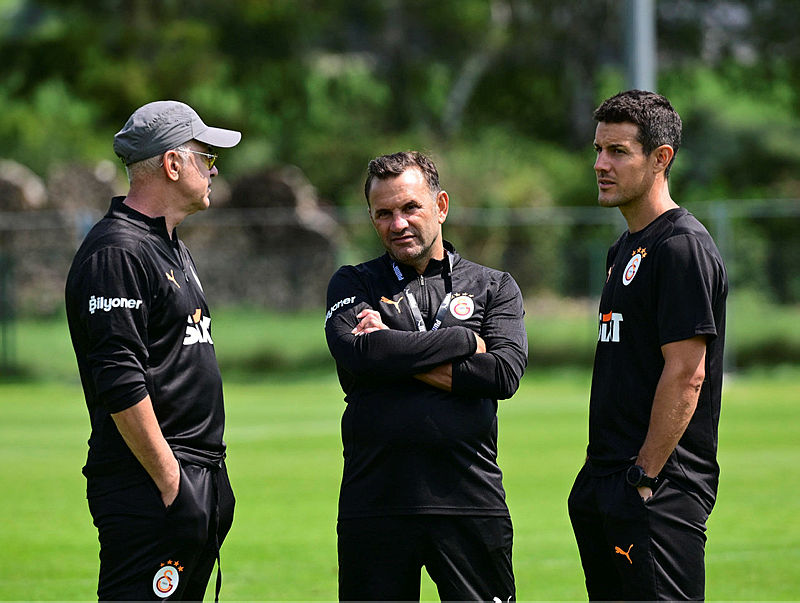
{"left": 380, "top": 296, "right": 403, "bottom": 313}
{"left": 166, "top": 269, "right": 181, "bottom": 288}
{"left": 615, "top": 544, "right": 633, "bottom": 564}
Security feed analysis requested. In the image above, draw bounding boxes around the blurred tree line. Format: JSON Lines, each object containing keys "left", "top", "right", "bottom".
{"left": 1, "top": 0, "right": 799, "bottom": 301}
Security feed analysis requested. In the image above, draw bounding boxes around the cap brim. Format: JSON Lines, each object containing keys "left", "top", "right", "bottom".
{"left": 195, "top": 126, "right": 242, "bottom": 149}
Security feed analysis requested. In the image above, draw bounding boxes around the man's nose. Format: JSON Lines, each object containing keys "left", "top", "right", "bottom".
{"left": 391, "top": 214, "right": 409, "bottom": 231}
{"left": 594, "top": 151, "right": 608, "bottom": 173}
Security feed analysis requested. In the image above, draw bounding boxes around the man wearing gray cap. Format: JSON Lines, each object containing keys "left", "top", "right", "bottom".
{"left": 66, "top": 101, "right": 241, "bottom": 601}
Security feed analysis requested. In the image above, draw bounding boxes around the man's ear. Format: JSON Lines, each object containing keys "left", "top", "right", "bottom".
{"left": 653, "top": 144, "right": 674, "bottom": 175}
{"left": 437, "top": 190, "right": 449, "bottom": 225}
{"left": 163, "top": 150, "right": 182, "bottom": 181}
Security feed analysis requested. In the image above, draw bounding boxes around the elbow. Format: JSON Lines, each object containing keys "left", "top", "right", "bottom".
{"left": 688, "top": 369, "right": 705, "bottom": 401}
{"left": 494, "top": 355, "right": 526, "bottom": 400}
{"left": 495, "top": 368, "right": 523, "bottom": 400}
{"left": 678, "top": 368, "right": 705, "bottom": 418}
{"left": 497, "top": 382, "right": 520, "bottom": 401}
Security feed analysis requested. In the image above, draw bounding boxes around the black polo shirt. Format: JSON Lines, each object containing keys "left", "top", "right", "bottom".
{"left": 66, "top": 197, "right": 226, "bottom": 496}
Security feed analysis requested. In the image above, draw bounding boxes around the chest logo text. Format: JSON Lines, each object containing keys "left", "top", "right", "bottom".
{"left": 183, "top": 308, "right": 213, "bottom": 345}
{"left": 598, "top": 311, "right": 623, "bottom": 343}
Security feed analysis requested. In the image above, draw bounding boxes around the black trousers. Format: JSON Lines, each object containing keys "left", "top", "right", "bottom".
{"left": 338, "top": 514, "right": 515, "bottom": 602}
{"left": 88, "top": 460, "right": 235, "bottom": 601}
{"left": 568, "top": 464, "right": 709, "bottom": 601}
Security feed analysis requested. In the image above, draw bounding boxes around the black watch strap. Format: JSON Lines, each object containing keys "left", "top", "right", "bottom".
{"left": 626, "top": 464, "right": 658, "bottom": 489}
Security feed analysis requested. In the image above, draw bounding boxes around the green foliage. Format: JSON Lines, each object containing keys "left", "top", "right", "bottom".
{"left": 3, "top": 1, "right": 800, "bottom": 303}
{"left": 0, "top": 79, "right": 106, "bottom": 174}
{"left": 663, "top": 63, "right": 800, "bottom": 203}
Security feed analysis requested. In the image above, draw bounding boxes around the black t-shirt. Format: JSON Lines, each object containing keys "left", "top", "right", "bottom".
{"left": 66, "top": 197, "right": 226, "bottom": 497}
{"left": 325, "top": 242, "right": 528, "bottom": 519}
{"left": 587, "top": 208, "right": 727, "bottom": 511}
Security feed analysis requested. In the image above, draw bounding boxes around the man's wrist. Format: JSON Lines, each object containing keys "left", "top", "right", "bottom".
{"left": 625, "top": 464, "right": 658, "bottom": 489}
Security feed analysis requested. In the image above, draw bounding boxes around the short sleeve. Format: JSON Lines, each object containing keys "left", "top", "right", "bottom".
{"left": 655, "top": 234, "right": 721, "bottom": 346}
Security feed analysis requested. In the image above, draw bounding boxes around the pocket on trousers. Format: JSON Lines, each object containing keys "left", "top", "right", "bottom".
{"left": 162, "top": 463, "right": 211, "bottom": 551}
{"left": 638, "top": 476, "right": 669, "bottom": 508}
{"left": 164, "top": 461, "right": 186, "bottom": 515}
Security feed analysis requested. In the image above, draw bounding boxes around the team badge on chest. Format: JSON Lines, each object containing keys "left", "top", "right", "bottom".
{"left": 622, "top": 248, "right": 647, "bottom": 286}
{"left": 449, "top": 293, "right": 475, "bottom": 320}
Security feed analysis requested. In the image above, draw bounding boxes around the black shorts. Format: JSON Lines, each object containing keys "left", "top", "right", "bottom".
{"left": 337, "top": 514, "right": 515, "bottom": 602}
{"left": 568, "top": 463, "right": 709, "bottom": 601}
{"left": 87, "top": 460, "right": 235, "bottom": 601}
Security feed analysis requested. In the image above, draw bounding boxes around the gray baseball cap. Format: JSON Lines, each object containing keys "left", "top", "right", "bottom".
{"left": 113, "top": 100, "right": 242, "bottom": 165}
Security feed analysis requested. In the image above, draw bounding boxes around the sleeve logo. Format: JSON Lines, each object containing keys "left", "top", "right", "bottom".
{"left": 89, "top": 295, "right": 143, "bottom": 314}
{"left": 324, "top": 296, "right": 355, "bottom": 325}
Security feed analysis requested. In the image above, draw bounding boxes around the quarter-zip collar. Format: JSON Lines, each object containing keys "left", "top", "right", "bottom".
{"left": 107, "top": 196, "right": 190, "bottom": 285}
{"left": 385, "top": 240, "right": 460, "bottom": 283}
{"left": 107, "top": 195, "right": 175, "bottom": 244}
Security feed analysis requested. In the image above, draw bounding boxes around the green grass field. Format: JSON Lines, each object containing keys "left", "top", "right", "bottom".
{"left": 1, "top": 367, "right": 799, "bottom": 600}
{"left": 1, "top": 305, "right": 799, "bottom": 600}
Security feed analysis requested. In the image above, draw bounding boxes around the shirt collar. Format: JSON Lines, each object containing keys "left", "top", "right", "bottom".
{"left": 106, "top": 196, "right": 174, "bottom": 242}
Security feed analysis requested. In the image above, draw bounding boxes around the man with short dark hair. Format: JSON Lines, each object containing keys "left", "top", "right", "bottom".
{"left": 66, "top": 100, "right": 240, "bottom": 600}
{"left": 325, "top": 151, "right": 528, "bottom": 602}
{"left": 568, "top": 90, "right": 728, "bottom": 600}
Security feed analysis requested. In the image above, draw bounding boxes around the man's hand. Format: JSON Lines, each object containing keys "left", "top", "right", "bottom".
{"left": 414, "top": 332, "right": 486, "bottom": 391}
{"left": 414, "top": 363, "right": 453, "bottom": 391}
{"left": 159, "top": 464, "right": 180, "bottom": 507}
{"left": 637, "top": 485, "right": 653, "bottom": 502}
{"left": 112, "top": 396, "right": 180, "bottom": 508}
{"left": 636, "top": 335, "right": 706, "bottom": 489}
{"left": 351, "top": 309, "right": 389, "bottom": 335}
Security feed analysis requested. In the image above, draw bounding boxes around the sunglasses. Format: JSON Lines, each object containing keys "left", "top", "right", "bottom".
{"left": 179, "top": 148, "right": 218, "bottom": 170}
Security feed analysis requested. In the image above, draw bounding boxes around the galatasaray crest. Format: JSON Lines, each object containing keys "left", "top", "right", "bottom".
{"left": 153, "top": 560, "right": 183, "bottom": 598}
{"left": 449, "top": 294, "right": 475, "bottom": 320}
{"left": 622, "top": 248, "right": 646, "bottom": 286}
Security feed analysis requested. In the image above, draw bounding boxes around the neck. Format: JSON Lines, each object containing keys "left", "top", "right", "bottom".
{"left": 123, "top": 188, "right": 185, "bottom": 233}
{"left": 410, "top": 240, "right": 445, "bottom": 274}
{"left": 621, "top": 182, "right": 678, "bottom": 233}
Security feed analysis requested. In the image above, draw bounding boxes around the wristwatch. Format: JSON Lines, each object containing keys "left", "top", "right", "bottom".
{"left": 626, "top": 464, "right": 658, "bottom": 489}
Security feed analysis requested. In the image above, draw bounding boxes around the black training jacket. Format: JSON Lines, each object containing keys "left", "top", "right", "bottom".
{"left": 325, "top": 241, "right": 528, "bottom": 519}
{"left": 66, "top": 197, "right": 226, "bottom": 497}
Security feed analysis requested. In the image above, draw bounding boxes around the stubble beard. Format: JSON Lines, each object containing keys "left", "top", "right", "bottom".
{"left": 390, "top": 233, "right": 438, "bottom": 271}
